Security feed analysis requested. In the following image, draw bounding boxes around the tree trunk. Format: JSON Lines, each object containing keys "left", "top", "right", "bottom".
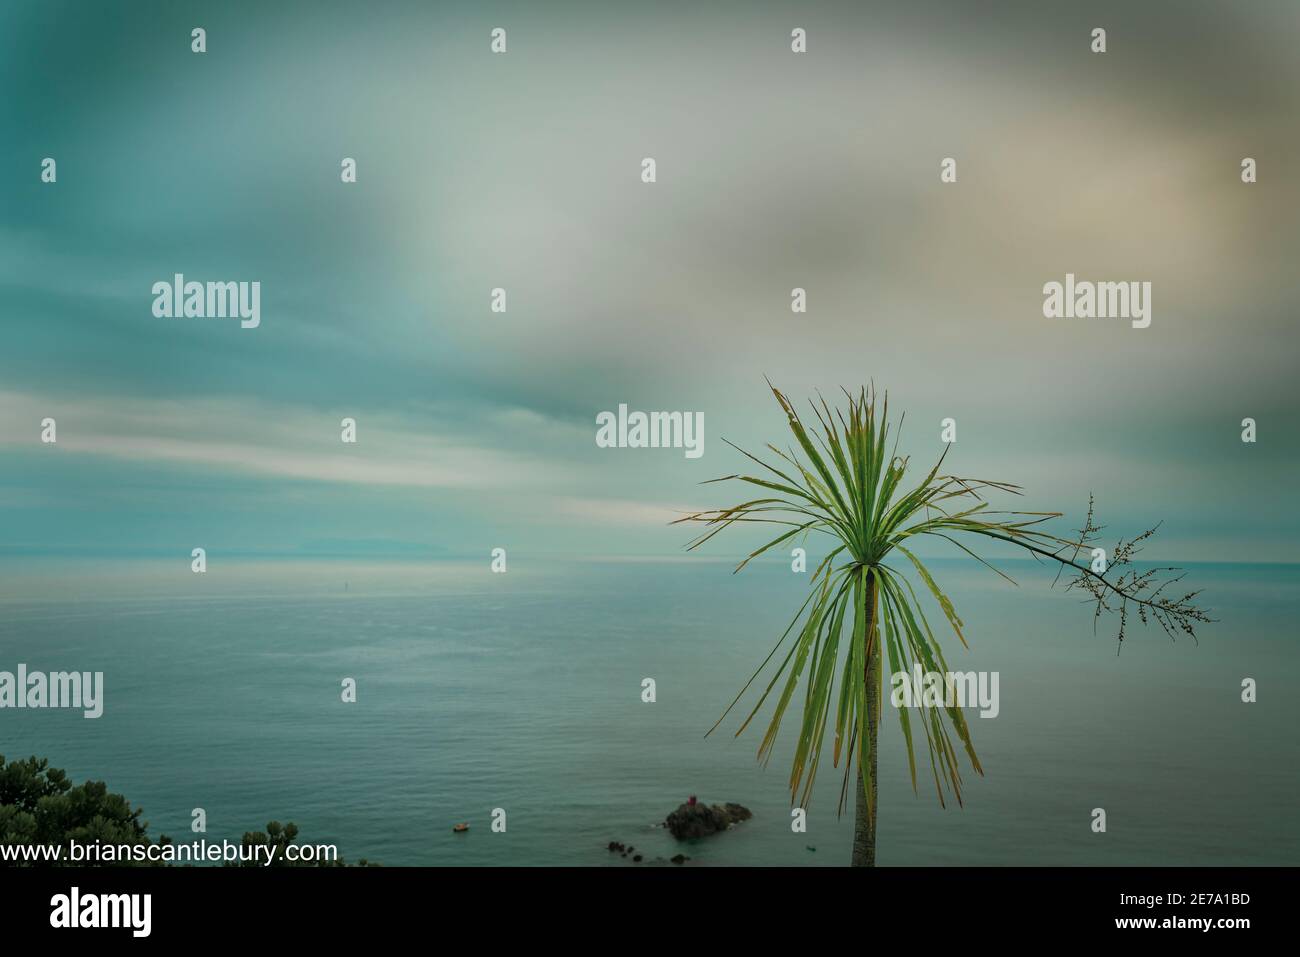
{"left": 851, "top": 573, "right": 880, "bottom": 867}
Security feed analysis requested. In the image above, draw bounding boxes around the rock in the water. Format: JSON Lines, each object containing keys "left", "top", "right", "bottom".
{"left": 670, "top": 853, "right": 690, "bottom": 865}
{"left": 664, "top": 800, "right": 752, "bottom": 840}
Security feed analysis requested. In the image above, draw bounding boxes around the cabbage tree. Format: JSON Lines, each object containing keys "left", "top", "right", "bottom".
{"left": 677, "top": 385, "right": 1210, "bottom": 866}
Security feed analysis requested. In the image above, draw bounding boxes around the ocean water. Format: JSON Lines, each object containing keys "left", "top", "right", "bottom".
{"left": 0, "top": 557, "right": 1295, "bottom": 867}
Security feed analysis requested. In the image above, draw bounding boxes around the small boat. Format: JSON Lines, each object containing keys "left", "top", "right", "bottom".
{"left": 452, "top": 822, "right": 470, "bottom": 833}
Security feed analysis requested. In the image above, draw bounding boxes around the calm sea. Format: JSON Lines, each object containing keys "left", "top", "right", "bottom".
{"left": 0, "top": 558, "right": 1295, "bottom": 866}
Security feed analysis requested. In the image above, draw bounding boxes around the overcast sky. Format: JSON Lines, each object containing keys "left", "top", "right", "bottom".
{"left": 2, "top": 0, "right": 1296, "bottom": 563}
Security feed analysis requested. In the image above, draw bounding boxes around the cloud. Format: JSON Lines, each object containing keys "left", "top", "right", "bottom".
{"left": 551, "top": 495, "right": 703, "bottom": 528}
{"left": 0, "top": 390, "right": 577, "bottom": 491}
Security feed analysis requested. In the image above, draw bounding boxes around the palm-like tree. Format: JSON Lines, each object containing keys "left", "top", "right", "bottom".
{"left": 677, "top": 385, "right": 1210, "bottom": 866}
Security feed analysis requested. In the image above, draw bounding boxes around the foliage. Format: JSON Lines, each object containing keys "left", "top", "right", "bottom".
{"left": 228, "top": 820, "right": 377, "bottom": 868}
{"left": 0, "top": 753, "right": 167, "bottom": 866}
{"left": 677, "top": 384, "right": 1211, "bottom": 815}
{"left": 0, "top": 753, "right": 374, "bottom": 867}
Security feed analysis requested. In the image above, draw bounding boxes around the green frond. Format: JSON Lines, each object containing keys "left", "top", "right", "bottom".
{"left": 680, "top": 382, "right": 1205, "bottom": 816}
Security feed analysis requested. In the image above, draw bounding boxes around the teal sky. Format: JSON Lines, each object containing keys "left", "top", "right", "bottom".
{"left": 2, "top": 0, "right": 1297, "bottom": 564}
